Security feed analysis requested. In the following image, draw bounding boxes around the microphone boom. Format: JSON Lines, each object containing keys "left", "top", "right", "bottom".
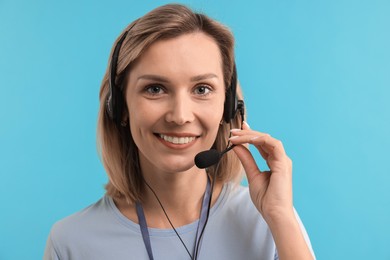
{"left": 194, "top": 145, "right": 235, "bottom": 169}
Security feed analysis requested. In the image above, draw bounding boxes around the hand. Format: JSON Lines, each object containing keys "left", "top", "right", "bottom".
{"left": 230, "top": 122, "right": 294, "bottom": 222}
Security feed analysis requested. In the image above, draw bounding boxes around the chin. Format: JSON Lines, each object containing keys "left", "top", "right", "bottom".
{"left": 145, "top": 153, "right": 198, "bottom": 173}
{"left": 138, "top": 144, "right": 210, "bottom": 174}
{"left": 160, "top": 159, "right": 197, "bottom": 173}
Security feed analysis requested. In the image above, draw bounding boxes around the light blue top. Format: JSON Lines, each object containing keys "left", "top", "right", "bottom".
{"left": 44, "top": 183, "right": 315, "bottom": 260}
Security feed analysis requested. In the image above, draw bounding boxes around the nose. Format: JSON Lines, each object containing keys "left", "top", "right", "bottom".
{"left": 165, "top": 93, "right": 195, "bottom": 125}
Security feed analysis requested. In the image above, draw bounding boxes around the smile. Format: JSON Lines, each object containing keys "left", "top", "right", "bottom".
{"left": 158, "top": 134, "right": 197, "bottom": 144}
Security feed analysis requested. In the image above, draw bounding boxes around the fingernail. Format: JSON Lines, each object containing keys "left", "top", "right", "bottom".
{"left": 229, "top": 136, "right": 239, "bottom": 140}
{"left": 243, "top": 121, "right": 250, "bottom": 128}
{"left": 230, "top": 128, "right": 241, "bottom": 132}
{"left": 250, "top": 136, "right": 259, "bottom": 141}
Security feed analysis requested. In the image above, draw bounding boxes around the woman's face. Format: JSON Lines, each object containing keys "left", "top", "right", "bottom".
{"left": 125, "top": 32, "right": 225, "bottom": 174}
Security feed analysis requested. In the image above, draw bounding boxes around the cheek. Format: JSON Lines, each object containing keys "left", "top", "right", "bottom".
{"left": 199, "top": 100, "right": 225, "bottom": 135}
{"left": 127, "top": 100, "right": 156, "bottom": 139}
{"left": 201, "top": 97, "right": 225, "bottom": 123}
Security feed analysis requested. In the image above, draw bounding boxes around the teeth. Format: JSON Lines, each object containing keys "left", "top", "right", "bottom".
{"left": 159, "top": 134, "right": 196, "bottom": 144}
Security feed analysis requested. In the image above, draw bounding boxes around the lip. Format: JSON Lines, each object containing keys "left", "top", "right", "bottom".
{"left": 157, "top": 132, "right": 199, "bottom": 137}
{"left": 154, "top": 132, "right": 200, "bottom": 149}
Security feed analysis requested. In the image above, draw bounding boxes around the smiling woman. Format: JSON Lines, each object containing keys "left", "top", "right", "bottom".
{"left": 126, "top": 32, "right": 225, "bottom": 179}
{"left": 44, "top": 4, "right": 315, "bottom": 260}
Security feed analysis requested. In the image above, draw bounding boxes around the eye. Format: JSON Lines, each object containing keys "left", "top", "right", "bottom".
{"left": 194, "top": 85, "right": 212, "bottom": 96}
{"left": 145, "top": 84, "right": 165, "bottom": 95}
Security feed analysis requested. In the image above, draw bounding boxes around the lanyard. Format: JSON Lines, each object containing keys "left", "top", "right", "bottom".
{"left": 136, "top": 177, "right": 212, "bottom": 260}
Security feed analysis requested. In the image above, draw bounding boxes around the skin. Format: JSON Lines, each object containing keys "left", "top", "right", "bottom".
{"left": 119, "top": 32, "right": 226, "bottom": 227}
{"left": 117, "top": 32, "right": 313, "bottom": 259}
{"left": 230, "top": 124, "right": 313, "bottom": 259}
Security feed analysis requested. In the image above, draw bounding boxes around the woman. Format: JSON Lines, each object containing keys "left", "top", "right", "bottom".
{"left": 44, "top": 4, "right": 315, "bottom": 260}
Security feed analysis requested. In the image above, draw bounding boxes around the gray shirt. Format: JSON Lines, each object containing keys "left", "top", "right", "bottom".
{"left": 44, "top": 183, "right": 314, "bottom": 260}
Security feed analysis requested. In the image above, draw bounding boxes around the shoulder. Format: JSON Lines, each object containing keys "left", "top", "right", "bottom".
{"left": 214, "top": 183, "right": 268, "bottom": 226}
{"left": 217, "top": 183, "right": 316, "bottom": 259}
{"left": 47, "top": 196, "right": 114, "bottom": 255}
{"left": 45, "top": 195, "right": 146, "bottom": 259}
{"left": 205, "top": 183, "right": 277, "bottom": 259}
{"left": 221, "top": 183, "right": 258, "bottom": 215}
{"left": 50, "top": 197, "right": 107, "bottom": 237}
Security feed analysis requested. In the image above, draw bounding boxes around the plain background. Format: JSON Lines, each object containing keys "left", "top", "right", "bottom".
{"left": 1, "top": 0, "right": 389, "bottom": 259}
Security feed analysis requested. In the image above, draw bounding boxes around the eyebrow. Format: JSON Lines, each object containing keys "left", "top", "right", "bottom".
{"left": 190, "top": 73, "right": 218, "bottom": 82}
{"left": 137, "top": 73, "right": 219, "bottom": 82}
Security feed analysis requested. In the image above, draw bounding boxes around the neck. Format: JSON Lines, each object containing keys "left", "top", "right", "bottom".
{"left": 139, "top": 152, "right": 226, "bottom": 228}
{"left": 114, "top": 156, "right": 223, "bottom": 229}
{"left": 140, "top": 166, "right": 208, "bottom": 228}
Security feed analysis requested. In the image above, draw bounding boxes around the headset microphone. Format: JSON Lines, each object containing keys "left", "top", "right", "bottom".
{"left": 194, "top": 145, "right": 236, "bottom": 169}
{"left": 195, "top": 100, "right": 244, "bottom": 169}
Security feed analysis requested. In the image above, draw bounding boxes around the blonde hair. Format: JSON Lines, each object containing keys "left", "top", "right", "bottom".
{"left": 97, "top": 4, "right": 244, "bottom": 203}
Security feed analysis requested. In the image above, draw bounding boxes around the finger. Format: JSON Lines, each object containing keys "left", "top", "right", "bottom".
{"left": 231, "top": 135, "right": 272, "bottom": 167}
{"left": 230, "top": 129, "right": 279, "bottom": 153}
{"left": 230, "top": 129, "right": 268, "bottom": 137}
{"left": 230, "top": 130, "right": 272, "bottom": 152}
{"left": 232, "top": 144, "right": 262, "bottom": 182}
{"left": 230, "top": 121, "right": 254, "bottom": 134}
{"left": 250, "top": 136, "right": 286, "bottom": 159}
{"left": 242, "top": 121, "right": 250, "bottom": 130}
{"left": 257, "top": 143, "right": 271, "bottom": 160}
{"left": 230, "top": 134, "right": 286, "bottom": 160}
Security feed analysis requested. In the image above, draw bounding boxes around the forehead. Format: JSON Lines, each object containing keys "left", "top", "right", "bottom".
{"left": 131, "top": 32, "right": 223, "bottom": 76}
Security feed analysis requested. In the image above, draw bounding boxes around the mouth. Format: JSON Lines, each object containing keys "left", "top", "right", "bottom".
{"left": 155, "top": 133, "right": 199, "bottom": 145}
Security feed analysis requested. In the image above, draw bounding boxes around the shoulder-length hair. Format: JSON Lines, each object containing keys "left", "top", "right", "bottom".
{"left": 97, "top": 4, "right": 244, "bottom": 203}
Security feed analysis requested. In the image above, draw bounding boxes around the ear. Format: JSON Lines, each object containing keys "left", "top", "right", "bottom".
{"left": 121, "top": 89, "right": 130, "bottom": 120}
{"left": 121, "top": 108, "right": 129, "bottom": 123}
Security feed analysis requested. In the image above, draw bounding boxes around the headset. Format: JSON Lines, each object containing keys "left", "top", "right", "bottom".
{"left": 105, "top": 29, "right": 244, "bottom": 126}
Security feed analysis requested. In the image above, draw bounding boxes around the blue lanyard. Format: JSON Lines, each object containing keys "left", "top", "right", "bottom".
{"left": 136, "top": 177, "right": 212, "bottom": 260}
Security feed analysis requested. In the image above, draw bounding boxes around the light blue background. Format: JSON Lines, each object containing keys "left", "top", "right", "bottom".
{"left": 1, "top": 0, "right": 389, "bottom": 259}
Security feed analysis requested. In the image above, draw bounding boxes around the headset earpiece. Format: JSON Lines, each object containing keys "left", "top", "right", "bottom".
{"left": 223, "top": 64, "right": 241, "bottom": 123}
{"left": 106, "top": 31, "right": 129, "bottom": 125}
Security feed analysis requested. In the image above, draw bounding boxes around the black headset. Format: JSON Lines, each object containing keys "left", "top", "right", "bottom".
{"left": 106, "top": 30, "right": 244, "bottom": 125}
